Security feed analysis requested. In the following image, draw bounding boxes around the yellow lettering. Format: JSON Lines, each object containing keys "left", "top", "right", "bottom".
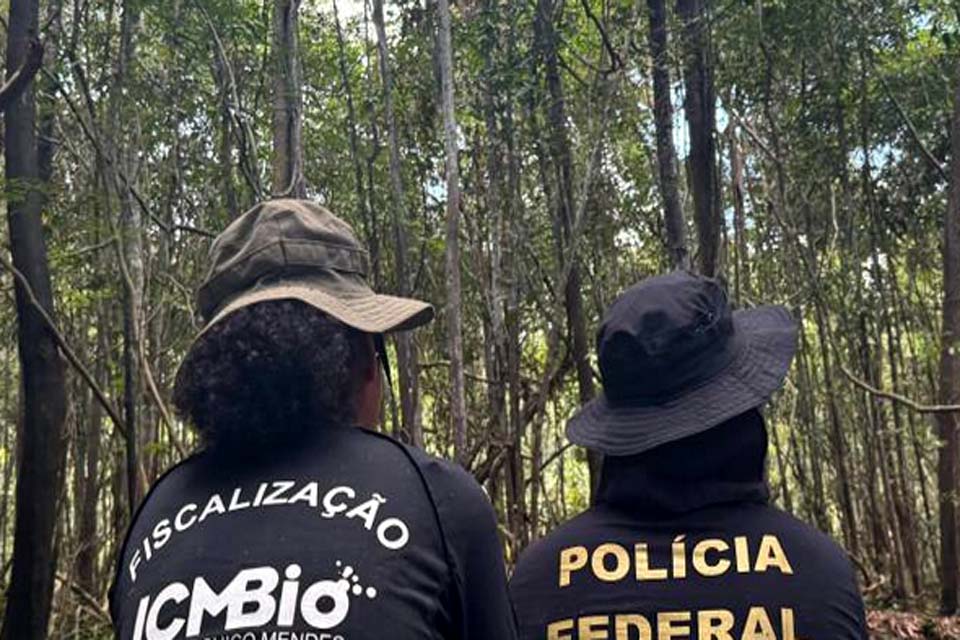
{"left": 580, "top": 615, "right": 610, "bottom": 640}
{"left": 635, "top": 543, "right": 669, "bottom": 580}
{"left": 559, "top": 546, "right": 589, "bottom": 587}
{"left": 672, "top": 536, "right": 687, "bottom": 579}
{"left": 782, "top": 608, "right": 806, "bottom": 640}
{"left": 548, "top": 619, "right": 574, "bottom": 640}
{"left": 755, "top": 535, "right": 794, "bottom": 575}
{"left": 741, "top": 607, "right": 777, "bottom": 640}
{"left": 593, "top": 544, "right": 631, "bottom": 582}
{"left": 692, "top": 539, "right": 731, "bottom": 577}
{"left": 734, "top": 536, "right": 750, "bottom": 573}
{"left": 697, "top": 609, "right": 735, "bottom": 640}
{"left": 616, "top": 615, "right": 652, "bottom": 640}
{"left": 658, "top": 612, "right": 691, "bottom": 640}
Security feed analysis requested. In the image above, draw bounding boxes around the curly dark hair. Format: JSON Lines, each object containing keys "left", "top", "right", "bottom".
{"left": 173, "top": 300, "right": 372, "bottom": 456}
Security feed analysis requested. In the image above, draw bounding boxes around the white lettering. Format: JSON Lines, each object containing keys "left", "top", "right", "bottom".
{"left": 129, "top": 549, "right": 143, "bottom": 582}
{"left": 288, "top": 483, "right": 319, "bottom": 508}
{"left": 174, "top": 503, "right": 198, "bottom": 532}
{"left": 263, "top": 481, "right": 296, "bottom": 506}
{"left": 152, "top": 519, "right": 172, "bottom": 551}
{"left": 377, "top": 518, "right": 410, "bottom": 550}
{"left": 320, "top": 487, "right": 355, "bottom": 519}
{"left": 228, "top": 488, "right": 252, "bottom": 511}
{"left": 146, "top": 582, "right": 189, "bottom": 640}
{"left": 199, "top": 494, "right": 227, "bottom": 523}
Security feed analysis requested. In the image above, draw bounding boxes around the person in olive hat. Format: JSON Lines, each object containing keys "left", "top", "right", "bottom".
{"left": 509, "top": 271, "right": 867, "bottom": 639}
{"left": 110, "top": 200, "right": 517, "bottom": 640}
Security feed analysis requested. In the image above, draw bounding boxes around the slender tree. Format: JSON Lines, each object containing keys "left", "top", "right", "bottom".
{"left": 647, "top": 0, "right": 688, "bottom": 270}
{"left": 936, "top": 59, "right": 960, "bottom": 615}
{"left": 436, "top": 0, "right": 467, "bottom": 463}
{"left": 534, "top": 0, "right": 600, "bottom": 487}
{"left": 111, "top": 0, "right": 145, "bottom": 515}
{"left": 272, "top": 0, "right": 306, "bottom": 197}
{"left": 373, "top": 0, "right": 423, "bottom": 447}
{"left": 677, "top": 0, "right": 720, "bottom": 276}
{"left": 1, "top": 0, "right": 68, "bottom": 637}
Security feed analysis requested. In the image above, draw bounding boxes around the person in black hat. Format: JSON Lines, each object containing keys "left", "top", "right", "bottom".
{"left": 110, "top": 200, "right": 517, "bottom": 640}
{"left": 509, "top": 271, "right": 867, "bottom": 639}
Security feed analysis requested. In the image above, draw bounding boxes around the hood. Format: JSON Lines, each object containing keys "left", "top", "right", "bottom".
{"left": 594, "top": 409, "right": 770, "bottom": 515}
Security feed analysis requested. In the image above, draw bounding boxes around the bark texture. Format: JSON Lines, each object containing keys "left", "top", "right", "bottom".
{"left": 647, "top": 0, "right": 689, "bottom": 270}
{"left": 936, "top": 60, "right": 960, "bottom": 615}
{"left": 677, "top": 0, "right": 720, "bottom": 276}
{"left": 271, "top": 0, "right": 306, "bottom": 198}
{"left": 436, "top": 0, "right": 467, "bottom": 463}
{"left": 1, "top": 0, "right": 68, "bottom": 637}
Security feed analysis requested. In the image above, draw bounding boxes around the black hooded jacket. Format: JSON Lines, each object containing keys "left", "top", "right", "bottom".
{"left": 509, "top": 411, "right": 867, "bottom": 639}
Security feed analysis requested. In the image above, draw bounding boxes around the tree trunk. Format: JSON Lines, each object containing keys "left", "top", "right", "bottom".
{"left": 76, "top": 182, "right": 107, "bottom": 596}
{"left": 436, "top": 0, "right": 467, "bottom": 463}
{"left": 112, "top": 0, "right": 144, "bottom": 515}
{"left": 333, "top": 0, "right": 373, "bottom": 263}
{"left": 646, "top": 0, "right": 688, "bottom": 270}
{"left": 373, "top": 0, "right": 422, "bottom": 447}
{"left": 534, "top": 0, "right": 601, "bottom": 490}
{"left": 936, "top": 60, "right": 960, "bottom": 615}
{"left": 728, "top": 125, "right": 749, "bottom": 301}
{"left": 1, "top": 0, "right": 69, "bottom": 636}
{"left": 677, "top": 0, "right": 720, "bottom": 276}
{"left": 501, "top": 0, "right": 526, "bottom": 554}
{"left": 271, "top": 0, "right": 306, "bottom": 198}
{"left": 479, "top": 0, "right": 510, "bottom": 547}
{"left": 214, "top": 50, "right": 239, "bottom": 217}
{"left": 76, "top": 332, "right": 103, "bottom": 595}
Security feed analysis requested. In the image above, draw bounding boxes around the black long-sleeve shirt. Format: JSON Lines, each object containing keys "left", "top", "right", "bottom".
{"left": 509, "top": 411, "right": 867, "bottom": 640}
{"left": 110, "top": 426, "right": 517, "bottom": 640}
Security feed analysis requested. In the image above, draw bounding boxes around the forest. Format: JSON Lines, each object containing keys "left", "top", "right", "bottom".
{"left": 1, "top": 0, "right": 960, "bottom": 637}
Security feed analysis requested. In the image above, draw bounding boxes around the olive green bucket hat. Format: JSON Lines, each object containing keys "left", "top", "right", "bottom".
{"left": 193, "top": 199, "right": 434, "bottom": 336}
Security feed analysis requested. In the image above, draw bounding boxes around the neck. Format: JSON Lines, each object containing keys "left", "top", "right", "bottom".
{"left": 594, "top": 410, "right": 770, "bottom": 515}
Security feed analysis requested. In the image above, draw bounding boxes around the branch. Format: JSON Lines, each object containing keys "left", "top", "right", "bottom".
{"left": 727, "top": 108, "right": 777, "bottom": 163}
{"left": 879, "top": 75, "right": 948, "bottom": 182}
{"left": 0, "top": 253, "right": 128, "bottom": 437}
{"left": 839, "top": 364, "right": 960, "bottom": 414}
{"left": 527, "top": 442, "right": 573, "bottom": 485}
{"left": 42, "top": 67, "right": 216, "bottom": 240}
{"left": 0, "top": 38, "right": 43, "bottom": 112}
{"left": 54, "top": 572, "right": 110, "bottom": 624}
{"left": 579, "top": 0, "right": 622, "bottom": 73}
{"left": 141, "top": 348, "right": 187, "bottom": 459}
{"left": 419, "top": 360, "right": 503, "bottom": 386}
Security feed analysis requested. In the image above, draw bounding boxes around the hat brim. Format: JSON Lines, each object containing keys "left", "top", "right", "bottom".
{"left": 566, "top": 305, "right": 798, "bottom": 456}
{"left": 199, "top": 281, "right": 434, "bottom": 337}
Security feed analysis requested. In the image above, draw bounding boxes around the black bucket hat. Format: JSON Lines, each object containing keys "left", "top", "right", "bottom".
{"left": 566, "top": 271, "right": 798, "bottom": 456}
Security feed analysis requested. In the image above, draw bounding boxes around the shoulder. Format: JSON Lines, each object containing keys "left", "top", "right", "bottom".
{"left": 358, "top": 429, "right": 493, "bottom": 518}
{"left": 756, "top": 505, "right": 853, "bottom": 564}
{"left": 745, "top": 504, "right": 861, "bottom": 591}
{"left": 122, "top": 451, "right": 205, "bottom": 537}
{"left": 109, "top": 451, "right": 203, "bottom": 620}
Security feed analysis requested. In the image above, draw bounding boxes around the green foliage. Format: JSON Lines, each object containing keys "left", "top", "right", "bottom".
{"left": 0, "top": 0, "right": 956, "bottom": 632}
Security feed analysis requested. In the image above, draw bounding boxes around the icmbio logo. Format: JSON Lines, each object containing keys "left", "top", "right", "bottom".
{"left": 131, "top": 563, "right": 377, "bottom": 640}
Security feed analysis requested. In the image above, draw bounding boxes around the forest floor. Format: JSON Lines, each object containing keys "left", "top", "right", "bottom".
{"left": 868, "top": 611, "right": 960, "bottom": 638}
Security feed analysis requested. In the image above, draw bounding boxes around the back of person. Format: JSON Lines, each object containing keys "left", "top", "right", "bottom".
{"left": 510, "top": 271, "right": 866, "bottom": 639}
{"left": 510, "top": 412, "right": 867, "bottom": 639}
{"left": 110, "top": 200, "right": 516, "bottom": 640}
{"left": 112, "top": 426, "right": 507, "bottom": 640}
